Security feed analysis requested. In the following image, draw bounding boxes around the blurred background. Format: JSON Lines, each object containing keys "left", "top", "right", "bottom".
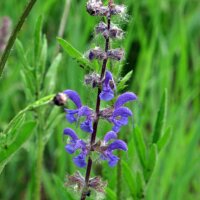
{"left": 0, "top": 0, "right": 200, "bottom": 199}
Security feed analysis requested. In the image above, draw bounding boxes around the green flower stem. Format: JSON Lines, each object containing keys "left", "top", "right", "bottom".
{"left": 0, "top": 0, "right": 38, "bottom": 77}
{"left": 33, "top": 112, "right": 45, "bottom": 200}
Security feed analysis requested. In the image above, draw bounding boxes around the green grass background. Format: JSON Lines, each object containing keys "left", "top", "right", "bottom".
{"left": 0, "top": 0, "right": 200, "bottom": 199}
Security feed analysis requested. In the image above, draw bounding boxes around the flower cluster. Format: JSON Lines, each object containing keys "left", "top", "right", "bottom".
{"left": 55, "top": 81, "right": 137, "bottom": 168}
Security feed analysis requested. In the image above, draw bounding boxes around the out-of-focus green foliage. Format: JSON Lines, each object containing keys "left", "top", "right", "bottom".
{"left": 0, "top": 0, "right": 200, "bottom": 199}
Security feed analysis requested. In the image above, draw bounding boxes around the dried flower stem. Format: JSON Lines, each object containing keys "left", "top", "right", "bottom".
{"left": 0, "top": 0, "right": 37, "bottom": 77}
{"left": 80, "top": 3, "right": 112, "bottom": 200}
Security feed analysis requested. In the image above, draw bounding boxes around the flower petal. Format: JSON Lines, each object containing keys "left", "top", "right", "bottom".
{"left": 114, "top": 92, "right": 137, "bottom": 108}
{"left": 113, "top": 107, "right": 132, "bottom": 118}
{"left": 78, "top": 106, "right": 92, "bottom": 117}
{"left": 104, "top": 131, "right": 117, "bottom": 142}
{"left": 99, "top": 89, "right": 114, "bottom": 101}
{"left": 108, "top": 139, "right": 128, "bottom": 151}
{"left": 104, "top": 71, "right": 113, "bottom": 85}
{"left": 63, "top": 128, "right": 78, "bottom": 141}
{"left": 108, "top": 154, "right": 119, "bottom": 167}
{"left": 80, "top": 119, "right": 93, "bottom": 133}
{"left": 73, "top": 153, "right": 87, "bottom": 168}
{"left": 65, "top": 109, "right": 79, "bottom": 123}
{"left": 112, "top": 125, "right": 121, "bottom": 133}
{"left": 63, "top": 90, "right": 82, "bottom": 108}
{"left": 65, "top": 144, "right": 76, "bottom": 154}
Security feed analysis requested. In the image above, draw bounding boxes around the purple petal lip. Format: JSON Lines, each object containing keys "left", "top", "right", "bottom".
{"left": 115, "top": 92, "right": 137, "bottom": 108}
{"left": 63, "top": 90, "right": 82, "bottom": 108}
{"left": 65, "top": 109, "right": 79, "bottom": 123}
{"left": 73, "top": 153, "right": 87, "bottom": 168}
{"left": 108, "top": 140, "right": 128, "bottom": 151}
{"left": 63, "top": 128, "right": 78, "bottom": 141}
{"left": 78, "top": 106, "right": 92, "bottom": 117}
{"left": 65, "top": 144, "right": 76, "bottom": 154}
{"left": 108, "top": 154, "right": 119, "bottom": 167}
{"left": 80, "top": 119, "right": 93, "bottom": 133}
{"left": 99, "top": 90, "right": 114, "bottom": 101}
{"left": 104, "top": 131, "right": 117, "bottom": 142}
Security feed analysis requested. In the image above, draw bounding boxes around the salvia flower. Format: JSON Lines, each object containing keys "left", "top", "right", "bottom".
{"left": 99, "top": 71, "right": 116, "bottom": 101}
{"left": 109, "top": 92, "right": 137, "bottom": 132}
{"left": 97, "top": 131, "right": 128, "bottom": 167}
{"left": 64, "top": 128, "right": 88, "bottom": 167}
{"left": 63, "top": 90, "right": 94, "bottom": 133}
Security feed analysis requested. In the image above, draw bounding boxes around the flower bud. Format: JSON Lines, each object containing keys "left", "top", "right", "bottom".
{"left": 110, "top": 4, "right": 127, "bottom": 16}
{"left": 53, "top": 93, "right": 68, "bottom": 106}
{"left": 107, "top": 48, "right": 125, "bottom": 61}
{"left": 95, "top": 22, "right": 124, "bottom": 39}
{"left": 84, "top": 73, "right": 101, "bottom": 88}
{"left": 109, "top": 25, "right": 124, "bottom": 39}
{"left": 86, "top": 0, "right": 109, "bottom": 16}
{"left": 88, "top": 47, "right": 106, "bottom": 60}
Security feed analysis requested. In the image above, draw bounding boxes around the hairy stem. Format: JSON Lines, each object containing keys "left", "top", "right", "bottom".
{"left": 80, "top": 8, "right": 112, "bottom": 200}
{"left": 0, "top": 0, "right": 37, "bottom": 77}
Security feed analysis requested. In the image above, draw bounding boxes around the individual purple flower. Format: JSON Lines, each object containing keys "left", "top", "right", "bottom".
{"left": 99, "top": 71, "right": 116, "bottom": 101}
{"left": 63, "top": 90, "right": 94, "bottom": 133}
{"left": 109, "top": 92, "right": 137, "bottom": 132}
{"left": 99, "top": 131, "right": 127, "bottom": 167}
{"left": 64, "top": 128, "right": 88, "bottom": 167}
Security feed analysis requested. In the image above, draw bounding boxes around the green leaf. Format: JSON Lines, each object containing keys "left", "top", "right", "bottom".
{"left": 34, "top": 16, "right": 43, "bottom": 61}
{"left": 0, "top": 121, "right": 36, "bottom": 174}
{"left": 157, "top": 127, "right": 172, "bottom": 152}
{"left": 15, "top": 39, "right": 30, "bottom": 69}
{"left": 122, "top": 161, "right": 137, "bottom": 198}
{"left": 106, "top": 187, "right": 117, "bottom": 200}
{"left": 117, "top": 70, "right": 133, "bottom": 92}
{"left": 152, "top": 89, "right": 168, "bottom": 143}
{"left": 43, "top": 53, "right": 62, "bottom": 94}
{"left": 2, "top": 94, "right": 54, "bottom": 138}
{"left": 133, "top": 126, "right": 147, "bottom": 169}
{"left": 57, "top": 37, "right": 92, "bottom": 71}
{"left": 136, "top": 171, "right": 145, "bottom": 199}
{"left": 144, "top": 144, "right": 157, "bottom": 182}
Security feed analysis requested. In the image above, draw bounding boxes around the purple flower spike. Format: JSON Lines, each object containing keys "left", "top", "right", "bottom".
{"left": 100, "top": 71, "right": 116, "bottom": 101}
{"left": 104, "top": 131, "right": 117, "bottom": 143}
{"left": 63, "top": 90, "right": 82, "bottom": 108}
{"left": 115, "top": 92, "right": 137, "bottom": 108}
